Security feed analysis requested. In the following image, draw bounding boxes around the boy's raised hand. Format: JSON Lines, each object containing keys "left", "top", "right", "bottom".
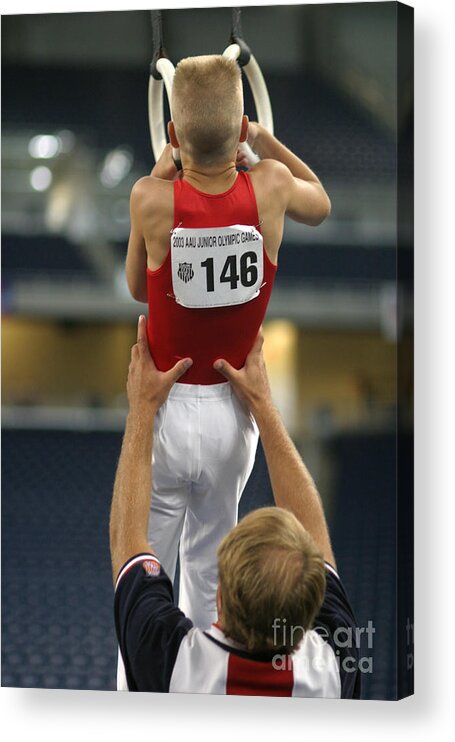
{"left": 150, "top": 143, "right": 180, "bottom": 181}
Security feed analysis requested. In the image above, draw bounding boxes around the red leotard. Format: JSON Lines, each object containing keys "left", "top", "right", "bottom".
{"left": 147, "top": 170, "right": 277, "bottom": 385}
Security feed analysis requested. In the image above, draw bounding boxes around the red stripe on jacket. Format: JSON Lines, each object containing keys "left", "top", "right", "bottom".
{"left": 226, "top": 652, "right": 294, "bottom": 697}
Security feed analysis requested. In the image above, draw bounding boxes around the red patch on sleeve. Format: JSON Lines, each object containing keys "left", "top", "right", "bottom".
{"left": 142, "top": 559, "right": 160, "bottom": 577}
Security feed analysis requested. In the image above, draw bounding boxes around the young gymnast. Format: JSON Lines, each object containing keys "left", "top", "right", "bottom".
{"left": 125, "top": 54, "right": 330, "bottom": 632}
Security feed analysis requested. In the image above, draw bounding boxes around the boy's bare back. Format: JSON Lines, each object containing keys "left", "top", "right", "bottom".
{"left": 127, "top": 129, "right": 330, "bottom": 302}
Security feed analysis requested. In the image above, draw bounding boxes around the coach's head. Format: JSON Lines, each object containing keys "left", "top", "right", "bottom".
{"left": 216, "top": 506, "right": 326, "bottom": 654}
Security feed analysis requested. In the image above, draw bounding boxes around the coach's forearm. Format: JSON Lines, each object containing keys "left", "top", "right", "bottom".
{"left": 251, "top": 125, "right": 322, "bottom": 185}
{"left": 109, "top": 409, "right": 156, "bottom": 583}
{"left": 253, "top": 401, "right": 335, "bottom": 566}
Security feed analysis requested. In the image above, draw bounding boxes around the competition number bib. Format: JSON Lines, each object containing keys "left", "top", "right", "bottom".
{"left": 171, "top": 224, "right": 264, "bottom": 309}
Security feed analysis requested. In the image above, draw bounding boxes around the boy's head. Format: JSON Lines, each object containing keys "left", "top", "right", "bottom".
{"left": 170, "top": 55, "right": 247, "bottom": 166}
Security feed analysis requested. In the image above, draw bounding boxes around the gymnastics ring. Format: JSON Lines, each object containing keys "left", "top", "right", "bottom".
{"left": 148, "top": 55, "right": 177, "bottom": 164}
{"left": 223, "top": 42, "right": 274, "bottom": 166}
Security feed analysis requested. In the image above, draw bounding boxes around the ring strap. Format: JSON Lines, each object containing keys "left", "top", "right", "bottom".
{"left": 230, "top": 8, "right": 251, "bottom": 66}
{"left": 150, "top": 10, "right": 168, "bottom": 80}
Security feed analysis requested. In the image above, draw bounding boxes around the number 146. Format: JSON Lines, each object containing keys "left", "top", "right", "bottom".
{"left": 201, "top": 252, "right": 258, "bottom": 292}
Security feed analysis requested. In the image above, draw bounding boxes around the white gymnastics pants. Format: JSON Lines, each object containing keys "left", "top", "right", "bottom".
{"left": 117, "top": 381, "right": 259, "bottom": 690}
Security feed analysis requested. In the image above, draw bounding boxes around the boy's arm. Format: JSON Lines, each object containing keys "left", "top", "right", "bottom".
{"left": 249, "top": 122, "right": 331, "bottom": 227}
{"left": 126, "top": 181, "right": 148, "bottom": 303}
{"left": 150, "top": 143, "right": 179, "bottom": 180}
{"left": 126, "top": 147, "right": 179, "bottom": 303}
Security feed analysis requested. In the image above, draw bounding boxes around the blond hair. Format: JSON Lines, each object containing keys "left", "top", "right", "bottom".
{"left": 217, "top": 507, "right": 326, "bottom": 654}
{"left": 171, "top": 55, "right": 243, "bottom": 165}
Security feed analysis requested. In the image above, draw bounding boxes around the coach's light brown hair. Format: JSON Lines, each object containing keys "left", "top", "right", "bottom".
{"left": 170, "top": 55, "right": 245, "bottom": 165}
{"left": 217, "top": 507, "right": 326, "bottom": 654}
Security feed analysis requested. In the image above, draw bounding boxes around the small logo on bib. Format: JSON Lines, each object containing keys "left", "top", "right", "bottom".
{"left": 177, "top": 262, "right": 194, "bottom": 284}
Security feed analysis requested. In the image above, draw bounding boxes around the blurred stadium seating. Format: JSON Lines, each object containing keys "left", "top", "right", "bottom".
{"left": 2, "top": 235, "right": 95, "bottom": 278}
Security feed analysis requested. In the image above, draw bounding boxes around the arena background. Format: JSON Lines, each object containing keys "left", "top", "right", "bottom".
{"left": 1, "top": 3, "right": 413, "bottom": 699}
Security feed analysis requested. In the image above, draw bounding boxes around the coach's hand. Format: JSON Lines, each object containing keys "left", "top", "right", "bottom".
{"left": 127, "top": 315, "right": 192, "bottom": 416}
{"left": 213, "top": 332, "right": 273, "bottom": 417}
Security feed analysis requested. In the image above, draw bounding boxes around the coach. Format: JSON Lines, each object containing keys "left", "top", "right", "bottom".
{"left": 110, "top": 316, "right": 361, "bottom": 698}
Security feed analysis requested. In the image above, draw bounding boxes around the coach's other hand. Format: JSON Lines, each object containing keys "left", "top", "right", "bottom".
{"left": 213, "top": 332, "right": 273, "bottom": 417}
{"left": 128, "top": 315, "right": 192, "bottom": 416}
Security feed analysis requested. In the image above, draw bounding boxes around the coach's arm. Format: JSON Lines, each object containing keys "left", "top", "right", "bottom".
{"left": 109, "top": 315, "right": 192, "bottom": 583}
{"left": 214, "top": 335, "right": 336, "bottom": 568}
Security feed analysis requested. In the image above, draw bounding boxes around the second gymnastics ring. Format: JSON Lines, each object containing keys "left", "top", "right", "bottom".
{"left": 149, "top": 55, "right": 177, "bottom": 165}
{"left": 223, "top": 40, "right": 274, "bottom": 166}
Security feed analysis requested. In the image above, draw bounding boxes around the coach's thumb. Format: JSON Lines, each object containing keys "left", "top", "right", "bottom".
{"left": 250, "top": 331, "right": 264, "bottom": 355}
{"left": 169, "top": 357, "right": 193, "bottom": 382}
{"left": 137, "top": 314, "right": 148, "bottom": 348}
{"left": 213, "top": 358, "right": 236, "bottom": 381}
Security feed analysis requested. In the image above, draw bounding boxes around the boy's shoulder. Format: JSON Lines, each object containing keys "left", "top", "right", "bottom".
{"left": 249, "top": 158, "right": 294, "bottom": 191}
{"left": 131, "top": 174, "right": 174, "bottom": 198}
{"left": 248, "top": 159, "right": 294, "bottom": 215}
{"left": 130, "top": 175, "right": 174, "bottom": 216}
